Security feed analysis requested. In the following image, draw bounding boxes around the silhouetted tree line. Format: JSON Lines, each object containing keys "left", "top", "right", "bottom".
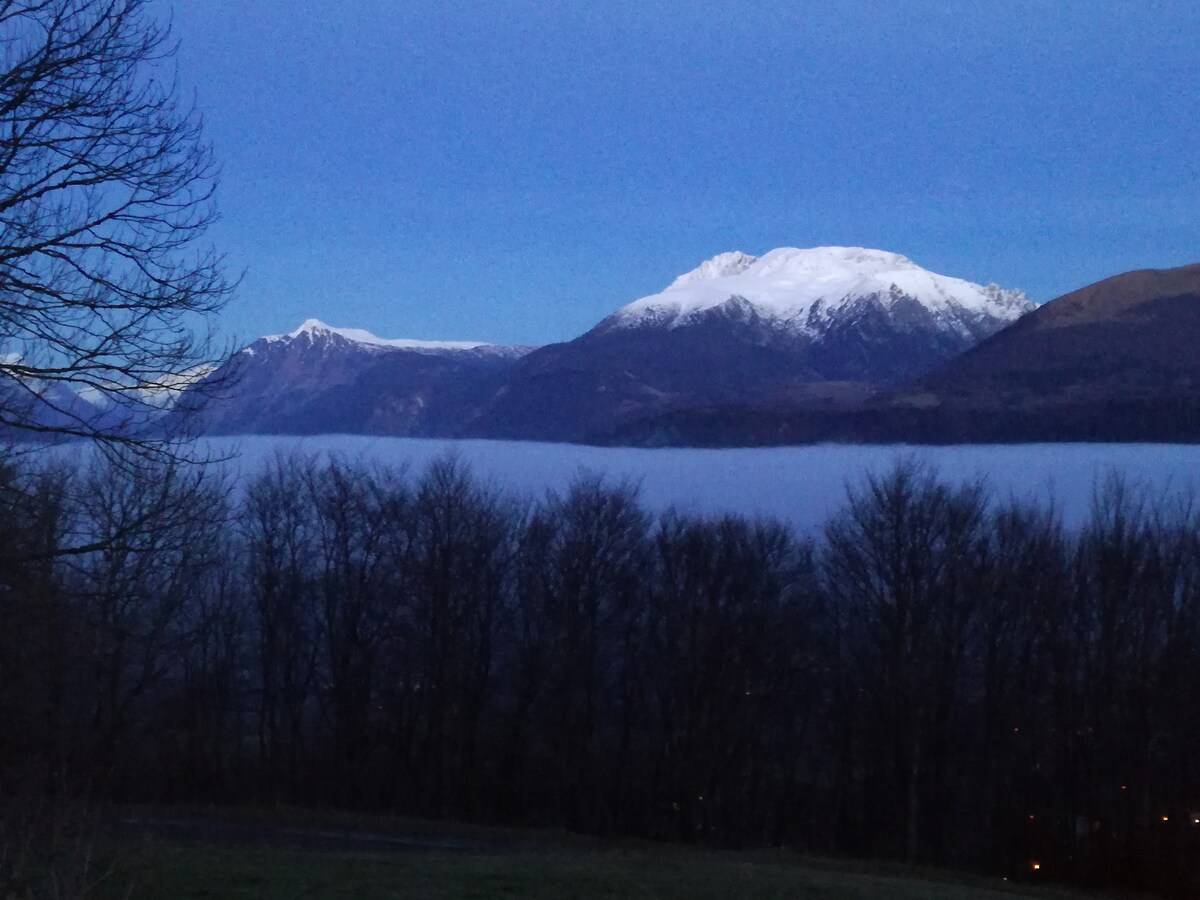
{"left": 4, "top": 452, "right": 1200, "bottom": 894}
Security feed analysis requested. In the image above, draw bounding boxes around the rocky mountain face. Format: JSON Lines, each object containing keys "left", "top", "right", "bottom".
{"left": 184, "top": 320, "right": 530, "bottom": 436}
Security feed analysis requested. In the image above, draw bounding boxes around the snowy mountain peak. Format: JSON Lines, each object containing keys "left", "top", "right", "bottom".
{"left": 291, "top": 318, "right": 338, "bottom": 337}
{"left": 612, "top": 246, "right": 1033, "bottom": 335}
{"left": 669, "top": 251, "right": 759, "bottom": 287}
{"left": 261, "top": 320, "right": 504, "bottom": 353}
{"left": 750, "top": 246, "right": 918, "bottom": 278}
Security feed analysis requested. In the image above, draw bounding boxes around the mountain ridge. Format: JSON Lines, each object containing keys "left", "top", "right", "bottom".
{"left": 463, "top": 246, "right": 1032, "bottom": 440}
{"left": 184, "top": 321, "right": 531, "bottom": 435}
{"left": 178, "top": 245, "right": 1036, "bottom": 443}
{"left": 264, "top": 319, "right": 531, "bottom": 356}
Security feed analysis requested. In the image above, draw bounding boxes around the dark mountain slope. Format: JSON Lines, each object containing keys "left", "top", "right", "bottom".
{"left": 182, "top": 321, "right": 529, "bottom": 436}
{"left": 905, "top": 262, "right": 1200, "bottom": 407}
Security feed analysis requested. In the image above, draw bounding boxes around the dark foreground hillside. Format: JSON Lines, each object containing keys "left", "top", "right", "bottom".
{"left": 4, "top": 452, "right": 1200, "bottom": 895}
{"left": 115, "top": 810, "right": 1070, "bottom": 900}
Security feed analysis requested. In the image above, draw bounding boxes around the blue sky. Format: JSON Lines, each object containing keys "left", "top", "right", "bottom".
{"left": 172, "top": 0, "right": 1200, "bottom": 347}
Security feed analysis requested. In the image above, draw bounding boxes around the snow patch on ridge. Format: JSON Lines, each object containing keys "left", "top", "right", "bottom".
{"left": 669, "top": 251, "right": 759, "bottom": 287}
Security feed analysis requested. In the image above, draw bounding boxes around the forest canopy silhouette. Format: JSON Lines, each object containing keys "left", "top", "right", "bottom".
{"left": 2, "top": 451, "right": 1199, "bottom": 895}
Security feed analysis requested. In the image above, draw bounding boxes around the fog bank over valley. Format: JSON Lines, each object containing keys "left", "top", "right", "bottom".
{"left": 209, "top": 437, "right": 1200, "bottom": 533}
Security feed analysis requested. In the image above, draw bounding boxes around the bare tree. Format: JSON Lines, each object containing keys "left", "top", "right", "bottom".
{"left": 822, "top": 461, "right": 991, "bottom": 862}
{"left": 403, "top": 454, "right": 513, "bottom": 817}
{"left": 242, "top": 454, "right": 321, "bottom": 801}
{"left": 0, "top": 0, "right": 230, "bottom": 448}
{"left": 67, "top": 454, "right": 231, "bottom": 778}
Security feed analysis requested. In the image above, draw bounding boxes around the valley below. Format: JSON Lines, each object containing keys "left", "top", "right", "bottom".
{"left": 211, "top": 435, "right": 1200, "bottom": 534}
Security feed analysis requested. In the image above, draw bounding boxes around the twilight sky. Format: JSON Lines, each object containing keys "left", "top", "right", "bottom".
{"left": 172, "top": 0, "right": 1200, "bottom": 347}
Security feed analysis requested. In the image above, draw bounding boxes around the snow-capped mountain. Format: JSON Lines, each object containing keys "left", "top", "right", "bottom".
{"left": 181, "top": 319, "right": 532, "bottom": 435}
{"left": 606, "top": 260, "right": 1200, "bottom": 446}
{"left": 31, "top": 251, "right": 1200, "bottom": 447}
{"left": 259, "top": 319, "right": 514, "bottom": 355}
{"left": 466, "top": 247, "right": 1033, "bottom": 442}
{"left": 603, "top": 246, "right": 1031, "bottom": 341}
{"left": 179, "top": 248, "right": 1034, "bottom": 444}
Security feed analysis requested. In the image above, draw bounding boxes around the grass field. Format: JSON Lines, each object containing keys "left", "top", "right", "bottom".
{"left": 130, "top": 845, "right": 1061, "bottom": 900}
{"left": 110, "top": 813, "right": 1081, "bottom": 900}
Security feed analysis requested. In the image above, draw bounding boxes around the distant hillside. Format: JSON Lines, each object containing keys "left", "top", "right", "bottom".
{"left": 907, "top": 263, "right": 1200, "bottom": 405}
{"left": 183, "top": 320, "right": 531, "bottom": 436}
{"left": 881, "top": 262, "right": 1200, "bottom": 442}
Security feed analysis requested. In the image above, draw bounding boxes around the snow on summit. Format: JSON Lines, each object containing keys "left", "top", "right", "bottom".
{"left": 263, "top": 319, "right": 504, "bottom": 352}
{"left": 615, "top": 247, "right": 1033, "bottom": 332}
{"left": 668, "top": 250, "right": 759, "bottom": 286}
